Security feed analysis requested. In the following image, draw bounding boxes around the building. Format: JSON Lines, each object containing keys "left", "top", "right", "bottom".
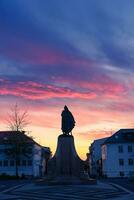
{"left": 102, "top": 129, "right": 134, "bottom": 178}
{"left": 89, "top": 137, "right": 108, "bottom": 177}
{"left": 0, "top": 131, "right": 51, "bottom": 178}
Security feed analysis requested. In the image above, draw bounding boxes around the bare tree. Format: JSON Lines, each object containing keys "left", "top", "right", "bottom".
{"left": 7, "top": 104, "right": 29, "bottom": 131}
{"left": 5, "top": 104, "right": 31, "bottom": 177}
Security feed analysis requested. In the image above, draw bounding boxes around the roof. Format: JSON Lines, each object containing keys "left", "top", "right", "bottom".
{"left": 89, "top": 137, "right": 108, "bottom": 152}
{"left": 0, "top": 131, "right": 38, "bottom": 145}
{"left": 103, "top": 129, "right": 134, "bottom": 145}
{"left": 92, "top": 137, "right": 108, "bottom": 145}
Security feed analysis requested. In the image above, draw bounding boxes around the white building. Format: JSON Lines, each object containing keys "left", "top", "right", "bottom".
{"left": 0, "top": 131, "right": 51, "bottom": 178}
{"left": 102, "top": 129, "right": 134, "bottom": 178}
{"left": 89, "top": 137, "right": 107, "bottom": 177}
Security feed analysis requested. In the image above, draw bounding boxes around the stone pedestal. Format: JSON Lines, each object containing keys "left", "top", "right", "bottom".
{"left": 47, "top": 134, "right": 86, "bottom": 180}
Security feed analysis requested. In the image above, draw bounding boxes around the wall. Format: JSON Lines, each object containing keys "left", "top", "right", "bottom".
{"left": 102, "top": 143, "right": 134, "bottom": 177}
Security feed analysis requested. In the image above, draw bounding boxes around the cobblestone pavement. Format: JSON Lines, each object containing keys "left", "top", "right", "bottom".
{"left": 0, "top": 183, "right": 130, "bottom": 200}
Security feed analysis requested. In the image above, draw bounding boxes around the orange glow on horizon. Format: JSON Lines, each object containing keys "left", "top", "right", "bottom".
{"left": 0, "top": 100, "right": 134, "bottom": 160}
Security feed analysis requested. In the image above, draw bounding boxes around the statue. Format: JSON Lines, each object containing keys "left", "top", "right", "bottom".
{"left": 61, "top": 105, "right": 75, "bottom": 135}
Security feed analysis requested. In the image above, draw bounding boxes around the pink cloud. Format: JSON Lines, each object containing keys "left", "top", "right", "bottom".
{"left": 0, "top": 80, "right": 97, "bottom": 100}
{"left": 109, "top": 102, "right": 134, "bottom": 112}
{"left": 0, "top": 74, "right": 127, "bottom": 102}
{"left": 53, "top": 74, "right": 126, "bottom": 99}
{"left": 76, "top": 130, "right": 113, "bottom": 142}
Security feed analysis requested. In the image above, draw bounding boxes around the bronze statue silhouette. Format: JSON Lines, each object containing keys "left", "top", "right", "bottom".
{"left": 61, "top": 105, "right": 75, "bottom": 135}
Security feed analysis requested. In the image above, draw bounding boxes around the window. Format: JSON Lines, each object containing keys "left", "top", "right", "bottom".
{"left": 128, "top": 159, "right": 133, "bottom": 165}
{"left": 120, "top": 171, "right": 124, "bottom": 177}
{"left": 118, "top": 145, "right": 123, "bottom": 153}
{"left": 28, "top": 148, "right": 32, "bottom": 154}
{"left": 128, "top": 146, "right": 133, "bottom": 153}
{"left": 129, "top": 171, "right": 134, "bottom": 176}
{"left": 0, "top": 149, "right": 3, "bottom": 154}
{"left": 10, "top": 160, "right": 15, "bottom": 166}
{"left": 22, "top": 160, "right": 26, "bottom": 166}
{"left": 102, "top": 145, "right": 106, "bottom": 160}
{"left": 3, "top": 160, "right": 8, "bottom": 167}
{"left": 16, "top": 160, "right": 20, "bottom": 166}
{"left": 27, "top": 160, "right": 32, "bottom": 166}
{"left": 0, "top": 161, "right": 2, "bottom": 166}
{"left": 119, "top": 159, "right": 124, "bottom": 166}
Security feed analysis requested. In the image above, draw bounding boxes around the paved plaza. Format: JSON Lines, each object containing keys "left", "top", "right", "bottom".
{"left": 0, "top": 181, "right": 133, "bottom": 200}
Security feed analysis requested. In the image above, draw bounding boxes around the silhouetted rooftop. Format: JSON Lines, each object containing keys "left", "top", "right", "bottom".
{"left": 103, "top": 129, "right": 134, "bottom": 144}
{"left": 0, "top": 131, "right": 38, "bottom": 145}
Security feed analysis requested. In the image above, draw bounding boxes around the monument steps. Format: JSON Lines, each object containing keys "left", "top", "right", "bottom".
{"left": 36, "top": 176, "right": 97, "bottom": 185}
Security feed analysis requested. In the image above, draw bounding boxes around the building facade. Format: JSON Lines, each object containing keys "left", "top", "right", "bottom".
{"left": 89, "top": 137, "right": 107, "bottom": 177}
{"left": 102, "top": 129, "right": 134, "bottom": 178}
{"left": 0, "top": 131, "right": 51, "bottom": 177}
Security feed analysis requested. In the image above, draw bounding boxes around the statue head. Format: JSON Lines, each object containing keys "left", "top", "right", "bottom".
{"left": 64, "top": 105, "right": 68, "bottom": 111}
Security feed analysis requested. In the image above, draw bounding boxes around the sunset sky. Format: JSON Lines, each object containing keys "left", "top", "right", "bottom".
{"left": 0, "top": 0, "right": 134, "bottom": 159}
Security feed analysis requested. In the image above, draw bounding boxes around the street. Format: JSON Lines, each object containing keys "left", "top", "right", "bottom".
{"left": 0, "top": 179, "right": 33, "bottom": 192}
{"left": 0, "top": 179, "right": 133, "bottom": 200}
{"left": 100, "top": 178, "right": 134, "bottom": 193}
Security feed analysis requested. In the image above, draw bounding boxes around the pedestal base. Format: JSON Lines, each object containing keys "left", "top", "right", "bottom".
{"left": 47, "top": 134, "right": 92, "bottom": 183}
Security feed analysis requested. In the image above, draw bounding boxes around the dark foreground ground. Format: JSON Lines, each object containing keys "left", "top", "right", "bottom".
{"left": 0, "top": 178, "right": 133, "bottom": 200}
{"left": 101, "top": 178, "right": 134, "bottom": 192}
{"left": 0, "top": 179, "right": 33, "bottom": 193}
